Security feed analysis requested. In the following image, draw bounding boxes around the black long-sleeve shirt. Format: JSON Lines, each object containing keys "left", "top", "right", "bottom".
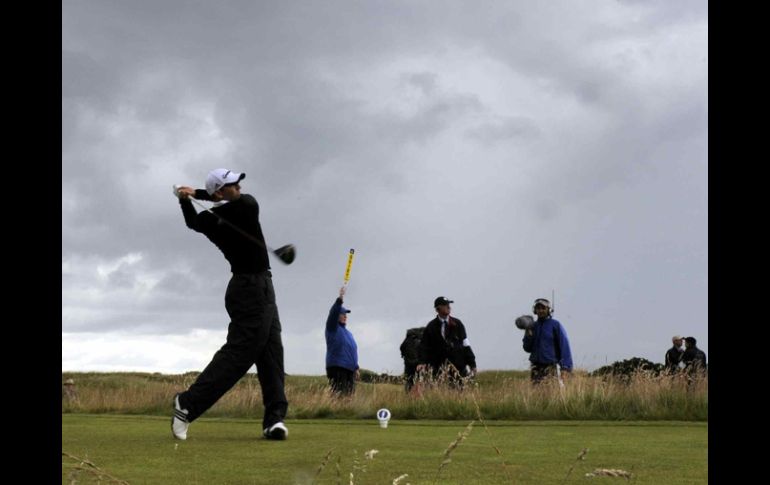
{"left": 179, "top": 190, "right": 270, "bottom": 274}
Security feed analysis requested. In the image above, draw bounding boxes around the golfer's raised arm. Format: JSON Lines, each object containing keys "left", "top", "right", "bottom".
{"left": 176, "top": 186, "right": 212, "bottom": 232}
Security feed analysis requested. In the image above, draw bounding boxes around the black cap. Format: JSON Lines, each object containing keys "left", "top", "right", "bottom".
{"left": 434, "top": 296, "right": 453, "bottom": 307}
{"left": 684, "top": 336, "right": 696, "bottom": 345}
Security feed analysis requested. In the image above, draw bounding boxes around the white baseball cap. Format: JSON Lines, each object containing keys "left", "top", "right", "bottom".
{"left": 205, "top": 168, "right": 246, "bottom": 195}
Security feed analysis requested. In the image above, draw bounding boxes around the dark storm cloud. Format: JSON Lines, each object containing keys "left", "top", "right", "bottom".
{"left": 62, "top": 0, "right": 708, "bottom": 373}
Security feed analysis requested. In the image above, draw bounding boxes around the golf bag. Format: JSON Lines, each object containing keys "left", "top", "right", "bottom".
{"left": 400, "top": 327, "right": 425, "bottom": 391}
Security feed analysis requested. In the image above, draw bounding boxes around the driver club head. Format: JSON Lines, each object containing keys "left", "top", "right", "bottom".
{"left": 273, "top": 244, "right": 296, "bottom": 265}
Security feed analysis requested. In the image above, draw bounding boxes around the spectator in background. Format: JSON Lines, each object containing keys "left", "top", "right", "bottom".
{"left": 682, "top": 337, "right": 707, "bottom": 376}
{"left": 665, "top": 335, "right": 685, "bottom": 373}
{"left": 325, "top": 286, "right": 359, "bottom": 396}
{"left": 62, "top": 378, "right": 78, "bottom": 404}
{"left": 417, "top": 296, "right": 477, "bottom": 388}
{"left": 522, "top": 298, "right": 573, "bottom": 384}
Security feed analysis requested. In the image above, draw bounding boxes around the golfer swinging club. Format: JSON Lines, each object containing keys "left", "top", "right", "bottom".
{"left": 171, "top": 168, "right": 289, "bottom": 441}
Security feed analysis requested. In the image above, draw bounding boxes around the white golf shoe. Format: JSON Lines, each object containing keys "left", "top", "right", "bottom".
{"left": 171, "top": 394, "right": 190, "bottom": 440}
{"left": 263, "top": 421, "right": 288, "bottom": 440}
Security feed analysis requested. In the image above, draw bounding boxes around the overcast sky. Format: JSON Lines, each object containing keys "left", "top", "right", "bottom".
{"left": 62, "top": 0, "right": 708, "bottom": 375}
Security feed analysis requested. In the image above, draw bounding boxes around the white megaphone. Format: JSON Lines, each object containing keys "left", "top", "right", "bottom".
{"left": 376, "top": 408, "right": 391, "bottom": 428}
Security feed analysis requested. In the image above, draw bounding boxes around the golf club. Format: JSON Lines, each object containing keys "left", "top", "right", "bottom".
{"left": 173, "top": 185, "right": 296, "bottom": 265}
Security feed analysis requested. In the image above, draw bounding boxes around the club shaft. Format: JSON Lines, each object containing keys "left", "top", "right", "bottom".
{"left": 188, "top": 197, "right": 274, "bottom": 252}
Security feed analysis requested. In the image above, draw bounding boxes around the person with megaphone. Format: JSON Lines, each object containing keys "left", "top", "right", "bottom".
{"left": 521, "top": 298, "right": 574, "bottom": 385}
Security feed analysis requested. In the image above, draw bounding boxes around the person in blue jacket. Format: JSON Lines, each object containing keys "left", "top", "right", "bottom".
{"left": 325, "top": 286, "right": 359, "bottom": 396}
{"left": 522, "top": 298, "right": 573, "bottom": 384}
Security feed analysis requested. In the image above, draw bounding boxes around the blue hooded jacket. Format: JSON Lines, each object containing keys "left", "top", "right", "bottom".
{"left": 522, "top": 316, "right": 573, "bottom": 371}
{"left": 325, "top": 297, "right": 359, "bottom": 371}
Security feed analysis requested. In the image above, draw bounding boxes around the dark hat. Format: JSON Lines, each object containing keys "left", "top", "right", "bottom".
{"left": 684, "top": 336, "right": 697, "bottom": 345}
{"left": 340, "top": 306, "right": 351, "bottom": 314}
{"left": 434, "top": 296, "right": 453, "bottom": 307}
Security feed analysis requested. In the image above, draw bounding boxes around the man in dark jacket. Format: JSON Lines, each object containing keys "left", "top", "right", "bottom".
{"left": 172, "top": 169, "right": 288, "bottom": 441}
{"left": 522, "top": 298, "right": 573, "bottom": 384}
{"left": 325, "top": 286, "right": 359, "bottom": 396}
{"left": 417, "top": 297, "right": 477, "bottom": 386}
{"left": 665, "top": 335, "right": 685, "bottom": 373}
{"left": 682, "top": 336, "right": 707, "bottom": 376}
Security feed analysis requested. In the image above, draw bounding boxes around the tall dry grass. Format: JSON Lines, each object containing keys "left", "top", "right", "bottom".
{"left": 61, "top": 369, "right": 707, "bottom": 421}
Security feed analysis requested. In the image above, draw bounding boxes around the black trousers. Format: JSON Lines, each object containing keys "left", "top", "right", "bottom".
{"left": 530, "top": 363, "right": 558, "bottom": 384}
{"left": 426, "top": 360, "right": 469, "bottom": 389}
{"left": 403, "top": 363, "right": 417, "bottom": 391}
{"left": 326, "top": 366, "right": 355, "bottom": 396}
{"left": 179, "top": 272, "right": 288, "bottom": 430}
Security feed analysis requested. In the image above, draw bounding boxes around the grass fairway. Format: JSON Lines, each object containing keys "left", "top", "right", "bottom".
{"left": 62, "top": 415, "right": 706, "bottom": 484}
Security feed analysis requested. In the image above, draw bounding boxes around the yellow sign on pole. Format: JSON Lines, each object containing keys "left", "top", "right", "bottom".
{"left": 343, "top": 248, "right": 355, "bottom": 285}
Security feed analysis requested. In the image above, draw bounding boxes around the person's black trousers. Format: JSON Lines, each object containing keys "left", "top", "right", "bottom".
{"left": 403, "top": 363, "right": 417, "bottom": 391}
{"left": 530, "top": 363, "right": 558, "bottom": 384}
{"left": 326, "top": 366, "right": 355, "bottom": 396}
{"left": 179, "top": 272, "right": 288, "bottom": 430}
{"left": 428, "top": 360, "right": 469, "bottom": 389}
